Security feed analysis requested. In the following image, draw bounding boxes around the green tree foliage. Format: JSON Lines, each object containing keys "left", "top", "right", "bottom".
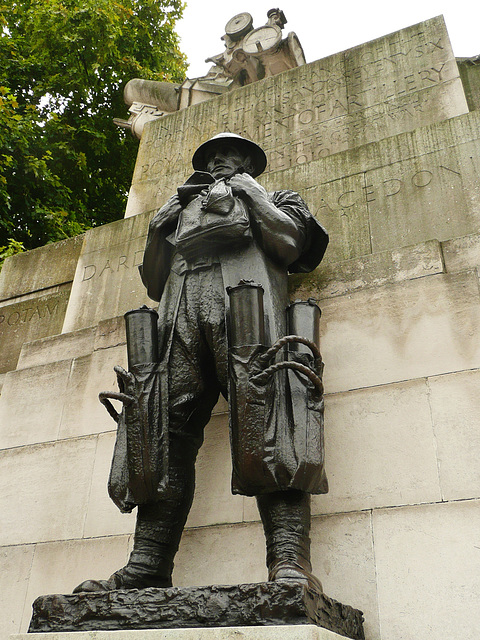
{"left": 0, "top": 0, "right": 186, "bottom": 251}
{"left": 0, "top": 236, "right": 24, "bottom": 269}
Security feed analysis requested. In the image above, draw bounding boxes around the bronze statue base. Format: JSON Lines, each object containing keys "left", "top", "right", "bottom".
{"left": 28, "top": 581, "right": 364, "bottom": 639}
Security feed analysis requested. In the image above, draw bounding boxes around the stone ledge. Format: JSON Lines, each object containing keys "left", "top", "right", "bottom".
{"left": 0, "top": 236, "right": 84, "bottom": 302}
{"left": 290, "top": 239, "right": 445, "bottom": 301}
{"left": 12, "top": 624, "right": 347, "bottom": 639}
{"left": 442, "top": 232, "right": 480, "bottom": 273}
{"left": 28, "top": 582, "right": 364, "bottom": 640}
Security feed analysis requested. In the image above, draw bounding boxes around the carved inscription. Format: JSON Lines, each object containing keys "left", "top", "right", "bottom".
{"left": 140, "top": 85, "right": 448, "bottom": 180}
{"left": 0, "top": 291, "right": 70, "bottom": 373}
{"left": 0, "top": 299, "right": 61, "bottom": 328}
{"left": 81, "top": 250, "right": 144, "bottom": 282}
{"left": 132, "top": 17, "right": 465, "bottom": 222}
{"left": 317, "top": 164, "right": 464, "bottom": 215}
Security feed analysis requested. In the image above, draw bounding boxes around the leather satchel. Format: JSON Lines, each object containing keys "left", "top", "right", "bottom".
{"left": 175, "top": 179, "right": 252, "bottom": 261}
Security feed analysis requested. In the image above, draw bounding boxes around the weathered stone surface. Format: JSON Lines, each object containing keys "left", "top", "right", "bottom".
{"left": 442, "top": 231, "right": 480, "bottom": 273}
{"left": 0, "top": 544, "right": 35, "bottom": 637}
{"left": 82, "top": 431, "right": 140, "bottom": 538}
{"left": 175, "top": 519, "right": 266, "bottom": 588}
{"left": 290, "top": 239, "right": 445, "bottom": 300}
{"left": 125, "top": 178, "right": 166, "bottom": 219}
{"left": 310, "top": 512, "right": 380, "bottom": 640}
{"left": 262, "top": 110, "right": 480, "bottom": 264}
{"left": 58, "top": 344, "right": 128, "bottom": 439}
{"left": 0, "top": 287, "right": 71, "bottom": 374}
{"left": 127, "top": 16, "right": 466, "bottom": 218}
{"left": 60, "top": 113, "right": 480, "bottom": 348}
{"left": 276, "top": 110, "right": 480, "bottom": 195}
{"left": 298, "top": 176, "right": 371, "bottom": 262}
{"left": 0, "top": 360, "right": 73, "bottom": 448}
{"left": 458, "top": 56, "right": 480, "bottom": 111}
{"left": 315, "top": 379, "right": 441, "bottom": 513}
{"left": 212, "top": 395, "right": 228, "bottom": 415}
{"left": 319, "top": 270, "right": 480, "bottom": 393}
{"left": 19, "top": 536, "right": 131, "bottom": 633}
{"left": 0, "top": 437, "right": 97, "bottom": 546}
{"left": 15, "top": 326, "right": 95, "bottom": 371}
{"left": 0, "top": 343, "right": 128, "bottom": 447}
{"left": 62, "top": 215, "right": 153, "bottom": 333}
{"left": 428, "top": 369, "right": 480, "bottom": 501}
{"left": 373, "top": 500, "right": 480, "bottom": 640}
{"left": 0, "top": 235, "right": 83, "bottom": 302}
{"left": 28, "top": 582, "right": 364, "bottom": 639}
{"left": 94, "top": 315, "right": 127, "bottom": 351}
{"left": 242, "top": 379, "right": 442, "bottom": 519}
{"left": 260, "top": 77, "right": 466, "bottom": 175}
{"left": 366, "top": 140, "right": 480, "bottom": 253}
{"left": 58, "top": 107, "right": 480, "bottom": 337}
{"left": 12, "top": 624, "right": 350, "bottom": 639}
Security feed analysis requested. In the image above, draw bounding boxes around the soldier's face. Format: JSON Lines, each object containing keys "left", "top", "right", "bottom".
{"left": 206, "top": 144, "right": 250, "bottom": 179}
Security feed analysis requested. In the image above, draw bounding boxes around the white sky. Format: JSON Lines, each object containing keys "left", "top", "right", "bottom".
{"left": 176, "top": 1, "right": 479, "bottom": 78}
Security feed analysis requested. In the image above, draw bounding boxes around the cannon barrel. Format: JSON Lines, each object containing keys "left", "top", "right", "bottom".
{"left": 124, "top": 78, "right": 180, "bottom": 112}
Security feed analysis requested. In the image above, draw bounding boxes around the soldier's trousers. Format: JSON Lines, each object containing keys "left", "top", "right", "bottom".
{"left": 133, "top": 265, "right": 312, "bottom": 580}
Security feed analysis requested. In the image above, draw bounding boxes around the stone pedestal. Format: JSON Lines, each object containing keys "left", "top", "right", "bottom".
{"left": 12, "top": 625, "right": 348, "bottom": 640}
{"left": 27, "top": 582, "right": 364, "bottom": 640}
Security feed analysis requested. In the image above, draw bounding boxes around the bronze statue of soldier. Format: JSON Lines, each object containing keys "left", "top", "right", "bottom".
{"left": 74, "top": 132, "right": 329, "bottom": 594}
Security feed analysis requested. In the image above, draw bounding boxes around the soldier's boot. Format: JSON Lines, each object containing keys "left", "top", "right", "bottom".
{"left": 73, "top": 460, "right": 194, "bottom": 593}
{"left": 256, "top": 489, "right": 323, "bottom": 592}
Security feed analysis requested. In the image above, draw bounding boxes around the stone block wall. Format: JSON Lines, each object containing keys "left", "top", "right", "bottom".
{"left": 1, "top": 16, "right": 480, "bottom": 640}
{"left": 0, "top": 236, "right": 84, "bottom": 378}
{"left": 458, "top": 56, "right": 480, "bottom": 111}
{"left": 125, "top": 15, "right": 468, "bottom": 219}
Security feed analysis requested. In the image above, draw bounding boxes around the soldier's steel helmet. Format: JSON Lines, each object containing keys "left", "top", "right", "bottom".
{"left": 192, "top": 132, "right": 267, "bottom": 178}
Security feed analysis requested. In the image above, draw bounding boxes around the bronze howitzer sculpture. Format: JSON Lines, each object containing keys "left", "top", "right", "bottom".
{"left": 73, "top": 132, "right": 330, "bottom": 594}
{"left": 115, "top": 9, "right": 307, "bottom": 139}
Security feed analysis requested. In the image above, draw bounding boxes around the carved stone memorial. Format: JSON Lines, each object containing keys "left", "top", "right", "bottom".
{"left": 28, "top": 133, "right": 364, "bottom": 637}
{"left": 7, "top": 11, "right": 478, "bottom": 640}
{"left": 115, "top": 9, "right": 306, "bottom": 138}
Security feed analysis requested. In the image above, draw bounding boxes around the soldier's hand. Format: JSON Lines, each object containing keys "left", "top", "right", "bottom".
{"left": 229, "top": 173, "right": 268, "bottom": 202}
{"left": 114, "top": 365, "right": 135, "bottom": 395}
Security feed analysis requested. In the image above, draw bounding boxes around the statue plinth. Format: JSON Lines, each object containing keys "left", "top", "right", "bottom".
{"left": 28, "top": 581, "right": 364, "bottom": 639}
